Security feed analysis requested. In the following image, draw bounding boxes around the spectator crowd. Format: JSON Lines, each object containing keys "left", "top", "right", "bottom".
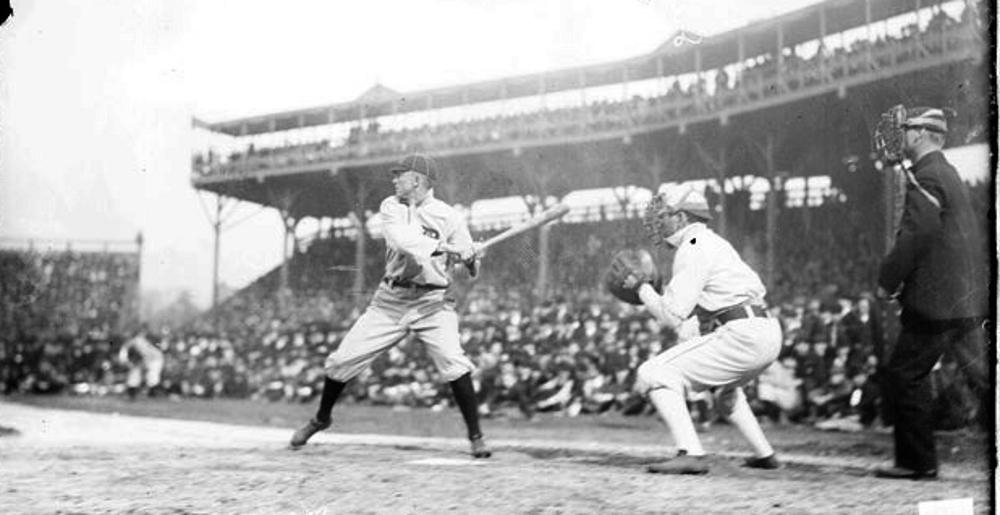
{"left": 193, "top": 7, "right": 977, "bottom": 179}
{"left": 2, "top": 6, "right": 986, "bottom": 434}
{"left": 2, "top": 182, "right": 988, "bottom": 433}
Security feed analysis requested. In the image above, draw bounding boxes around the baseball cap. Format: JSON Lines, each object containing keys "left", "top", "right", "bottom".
{"left": 390, "top": 153, "right": 437, "bottom": 181}
{"left": 660, "top": 187, "right": 712, "bottom": 220}
{"left": 904, "top": 107, "right": 948, "bottom": 134}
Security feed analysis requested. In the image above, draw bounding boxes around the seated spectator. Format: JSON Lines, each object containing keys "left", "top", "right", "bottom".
{"left": 755, "top": 353, "right": 803, "bottom": 424}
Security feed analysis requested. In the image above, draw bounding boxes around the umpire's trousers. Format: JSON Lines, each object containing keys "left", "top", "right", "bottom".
{"left": 883, "top": 319, "right": 988, "bottom": 472}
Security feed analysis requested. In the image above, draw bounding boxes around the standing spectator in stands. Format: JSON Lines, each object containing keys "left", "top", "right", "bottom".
{"left": 840, "top": 294, "right": 882, "bottom": 376}
{"left": 874, "top": 107, "right": 990, "bottom": 480}
{"left": 118, "top": 325, "right": 164, "bottom": 400}
{"left": 798, "top": 298, "right": 824, "bottom": 347}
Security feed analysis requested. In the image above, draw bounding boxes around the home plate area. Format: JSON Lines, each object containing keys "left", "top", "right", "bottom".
{"left": 0, "top": 402, "right": 991, "bottom": 515}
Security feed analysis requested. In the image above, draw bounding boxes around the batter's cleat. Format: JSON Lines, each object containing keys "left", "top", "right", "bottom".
{"left": 470, "top": 435, "right": 492, "bottom": 459}
{"left": 289, "top": 418, "right": 331, "bottom": 450}
{"left": 744, "top": 454, "right": 780, "bottom": 470}
{"left": 647, "top": 451, "right": 709, "bottom": 475}
{"left": 874, "top": 466, "right": 938, "bottom": 480}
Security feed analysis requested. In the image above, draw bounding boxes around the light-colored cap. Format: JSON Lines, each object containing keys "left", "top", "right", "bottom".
{"left": 659, "top": 187, "right": 712, "bottom": 220}
{"left": 905, "top": 107, "right": 948, "bottom": 134}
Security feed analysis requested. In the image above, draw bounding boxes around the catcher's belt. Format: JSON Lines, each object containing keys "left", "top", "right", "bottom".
{"left": 696, "top": 302, "right": 770, "bottom": 333}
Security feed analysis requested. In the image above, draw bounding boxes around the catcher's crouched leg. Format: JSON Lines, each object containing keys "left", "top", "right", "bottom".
{"left": 717, "top": 386, "right": 780, "bottom": 469}
{"left": 636, "top": 361, "right": 710, "bottom": 475}
{"left": 635, "top": 359, "right": 685, "bottom": 396}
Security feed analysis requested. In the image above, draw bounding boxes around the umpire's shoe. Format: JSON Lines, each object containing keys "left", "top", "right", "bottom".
{"left": 289, "top": 418, "right": 331, "bottom": 450}
{"left": 647, "top": 450, "right": 709, "bottom": 475}
{"left": 874, "top": 465, "right": 938, "bottom": 480}
{"left": 470, "top": 435, "right": 492, "bottom": 459}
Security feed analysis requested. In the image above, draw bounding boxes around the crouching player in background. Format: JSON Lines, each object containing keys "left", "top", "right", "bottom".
{"left": 118, "top": 325, "right": 164, "bottom": 400}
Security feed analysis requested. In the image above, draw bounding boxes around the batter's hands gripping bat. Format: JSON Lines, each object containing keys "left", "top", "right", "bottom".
{"left": 477, "top": 203, "right": 570, "bottom": 255}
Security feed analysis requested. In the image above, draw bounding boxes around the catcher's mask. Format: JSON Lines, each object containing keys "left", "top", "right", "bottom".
{"left": 643, "top": 189, "right": 711, "bottom": 247}
{"left": 873, "top": 105, "right": 949, "bottom": 164}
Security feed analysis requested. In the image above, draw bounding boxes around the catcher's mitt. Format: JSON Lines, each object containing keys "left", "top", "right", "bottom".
{"left": 605, "top": 249, "right": 662, "bottom": 305}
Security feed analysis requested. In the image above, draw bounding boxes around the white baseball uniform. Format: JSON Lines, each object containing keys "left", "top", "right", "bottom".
{"left": 636, "top": 222, "right": 782, "bottom": 395}
{"left": 119, "top": 335, "right": 164, "bottom": 388}
{"left": 324, "top": 193, "right": 476, "bottom": 383}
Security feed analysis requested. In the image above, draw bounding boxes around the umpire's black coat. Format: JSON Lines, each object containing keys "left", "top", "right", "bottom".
{"left": 878, "top": 150, "right": 989, "bottom": 328}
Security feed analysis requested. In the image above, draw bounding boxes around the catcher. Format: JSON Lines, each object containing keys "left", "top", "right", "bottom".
{"left": 606, "top": 188, "right": 782, "bottom": 475}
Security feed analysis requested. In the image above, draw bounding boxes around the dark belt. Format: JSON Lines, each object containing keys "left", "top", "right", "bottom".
{"left": 714, "top": 304, "right": 770, "bottom": 325}
{"left": 382, "top": 277, "right": 447, "bottom": 291}
{"left": 697, "top": 302, "right": 770, "bottom": 332}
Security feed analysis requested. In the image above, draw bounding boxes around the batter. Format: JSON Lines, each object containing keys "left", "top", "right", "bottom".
{"left": 289, "top": 153, "right": 491, "bottom": 458}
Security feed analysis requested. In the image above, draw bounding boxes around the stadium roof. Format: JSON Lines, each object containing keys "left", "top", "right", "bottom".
{"left": 198, "top": 0, "right": 956, "bottom": 137}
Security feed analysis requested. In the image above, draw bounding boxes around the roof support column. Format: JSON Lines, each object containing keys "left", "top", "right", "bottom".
{"left": 865, "top": 0, "right": 874, "bottom": 70}
{"left": 691, "top": 138, "right": 729, "bottom": 239}
{"left": 737, "top": 34, "right": 749, "bottom": 103}
{"left": 337, "top": 171, "right": 375, "bottom": 306}
{"left": 776, "top": 24, "right": 788, "bottom": 94}
{"left": 819, "top": 6, "right": 829, "bottom": 83}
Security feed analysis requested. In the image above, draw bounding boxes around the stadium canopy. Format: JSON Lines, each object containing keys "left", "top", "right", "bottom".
{"left": 201, "top": 0, "right": 955, "bottom": 138}
{"left": 192, "top": 0, "right": 983, "bottom": 221}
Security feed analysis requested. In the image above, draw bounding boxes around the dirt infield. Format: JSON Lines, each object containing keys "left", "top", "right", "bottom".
{"left": 0, "top": 399, "right": 993, "bottom": 514}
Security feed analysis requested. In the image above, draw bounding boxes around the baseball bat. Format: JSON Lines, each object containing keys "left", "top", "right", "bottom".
{"left": 479, "top": 203, "right": 570, "bottom": 252}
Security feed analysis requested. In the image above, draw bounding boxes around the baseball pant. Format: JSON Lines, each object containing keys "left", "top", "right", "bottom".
{"left": 884, "top": 321, "right": 986, "bottom": 472}
{"left": 325, "top": 287, "right": 475, "bottom": 383}
{"left": 637, "top": 317, "right": 782, "bottom": 395}
{"left": 127, "top": 359, "right": 163, "bottom": 388}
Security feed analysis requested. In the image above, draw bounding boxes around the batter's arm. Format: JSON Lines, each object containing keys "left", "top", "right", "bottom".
{"left": 379, "top": 198, "right": 439, "bottom": 259}
{"left": 451, "top": 216, "right": 481, "bottom": 277}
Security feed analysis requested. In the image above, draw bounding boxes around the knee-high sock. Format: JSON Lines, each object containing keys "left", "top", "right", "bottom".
{"left": 449, "top": 373, "right": 483, "bottom": 439}
{"left": 648, "top": 388, "right": 705, "bottom": 456}
{"left": 724, "top": 390, "right": 774, "bottom": 458}
{"left": 315, "top": 378, "right": 347, "bottom": 424}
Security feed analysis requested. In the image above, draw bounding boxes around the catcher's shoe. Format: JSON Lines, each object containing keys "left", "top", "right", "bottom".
{"left": 289, "top": 418, "right": 331, "bottom": 450}
{"left": 744, "top": 454, "right": 780, "bottom": 470}
{"left": 647, "top": 451, "right": 709, "bottom": 475}
{"left": 470, "top": 435, "right": 492, "bottom": 459}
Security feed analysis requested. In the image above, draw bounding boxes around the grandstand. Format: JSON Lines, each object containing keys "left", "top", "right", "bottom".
{"left": 0, "top": 0, "right": 993, "bottom": 476}
{"left": 189, "top": 0, "right": 989, "bottom": 306}
{"left": 0, "top": 236, "right": 143, "bottom": 336}
{"left": 0, "top": 236, "right": 143, "bottom": 395}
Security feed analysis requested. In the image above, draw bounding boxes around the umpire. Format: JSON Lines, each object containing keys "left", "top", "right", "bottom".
{"left": 874, "top": 106, "right": 991, "bottom": 480}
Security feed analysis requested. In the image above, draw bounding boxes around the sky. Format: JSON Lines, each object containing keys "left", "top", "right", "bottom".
{"left": 1, "top": 0, "right": 835, "bottom": 308}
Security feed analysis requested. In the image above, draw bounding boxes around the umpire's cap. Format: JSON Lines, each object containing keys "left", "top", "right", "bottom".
{"left": 390, "top": 153, "right": 437, "bottom": 181}
{"left": 904, "top": 107, "right": 948, "bottom": 134}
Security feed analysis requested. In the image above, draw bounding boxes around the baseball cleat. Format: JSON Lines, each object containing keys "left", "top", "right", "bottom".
{"left": 744, "top": 454, "right": 780, "bottom": 470}
{"left": 647, "top": 451, "right": 709, "bottom": 475}
{"left": 289, "top": 417, "right": 331, "bottom": 449}
{"left": 470, "top": 435, "right": 492, "bottom": 459}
